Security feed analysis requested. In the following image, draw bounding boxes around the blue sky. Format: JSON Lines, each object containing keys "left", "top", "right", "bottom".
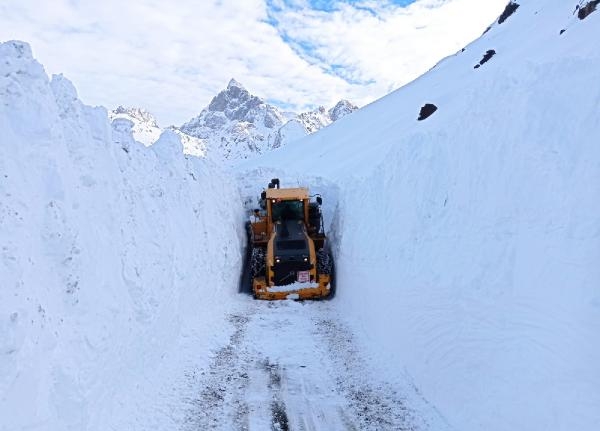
{"left": 0, "top": 0, "right": 506, "bottom": 125}
{"left": 288, "top": 0, "right": 417, "bottom": 12}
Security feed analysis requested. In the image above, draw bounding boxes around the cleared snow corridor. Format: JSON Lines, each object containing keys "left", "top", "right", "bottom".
{"left": 2, "top": 0, "right": 600, "bottom": 429}
{"left": 180, "top": 299, "right": 448, "bottom": 431}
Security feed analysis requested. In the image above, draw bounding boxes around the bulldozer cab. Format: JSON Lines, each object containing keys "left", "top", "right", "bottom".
{"left": 250, "top": 183, "right": 324, "bottom": 244}
{"left": 271, "top": 199, "right": 303, "bottom": 222}
{"left": 266, "top": 187, "right": 309, "bottom": 222}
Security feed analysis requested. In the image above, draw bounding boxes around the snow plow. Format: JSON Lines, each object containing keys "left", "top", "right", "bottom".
{"left": 246, "top": 178, "right": 333, "bottom": 300}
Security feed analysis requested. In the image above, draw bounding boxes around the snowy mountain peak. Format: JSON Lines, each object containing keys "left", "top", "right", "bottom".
{"left": 227, "top": 78, "right": 244, "bottom": 90}
{"left": 112, "top": 106, "right": 159, "bottom": 128}
{"left": 180, "top": 80, "right": 287, "bottom": 160}
{"left": 180, "top": 80, "right": 359, "bottom": 160}
{"left": 328, "top": 99, "right": 358, "bottom": 121}
{"left": 204, "top": 79, "right": 278, "bottom": 125}
{"left": 294, "top": 100, "right": 358, "bottom": 134}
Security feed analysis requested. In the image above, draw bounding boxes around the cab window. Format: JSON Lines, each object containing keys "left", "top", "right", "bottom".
{"left": 271, "top": 200, "right": 304, "bottom": 222}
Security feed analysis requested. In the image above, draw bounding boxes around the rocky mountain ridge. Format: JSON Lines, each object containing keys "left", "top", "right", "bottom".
{"left": 111, "top": 80, "right": 357, "bottom": 161}
{"left": 179, "top": 79, "right": 358, "bottom": 160}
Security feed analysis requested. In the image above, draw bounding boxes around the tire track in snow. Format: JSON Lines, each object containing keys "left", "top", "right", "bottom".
{"left": 263, "top": 359, "right": 290, "bottom": 431}
{"left": 315, "top": 318, "right": 423, "bottom": 431}
{"left": 182, "top": 299, "right": 437, "bottom": 430}
{"left": 181, "top": 311, "right": 253, "bottom": 430}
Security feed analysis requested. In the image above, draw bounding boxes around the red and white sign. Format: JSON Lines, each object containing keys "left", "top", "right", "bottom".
{"left": 297, "top": 271, "right": 310, "bottom": 283}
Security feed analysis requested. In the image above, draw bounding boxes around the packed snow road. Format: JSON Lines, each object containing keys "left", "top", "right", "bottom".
{"left": 180, "top": 298, "right": 443, "bottom": 431}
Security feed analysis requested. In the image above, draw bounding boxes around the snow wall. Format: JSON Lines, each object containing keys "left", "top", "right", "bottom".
{"left": 0, "top": 41, "right": 245, "bottom": 430}
{"left": 242, "top": 1, "right": 600, "bottom": 430}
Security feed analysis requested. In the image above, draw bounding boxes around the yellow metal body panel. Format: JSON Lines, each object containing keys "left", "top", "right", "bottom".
{"left": 266, "top": 187, "right": 309, "bottom": 200}
{"left": 266, "top": 231, "right": 275, "bottom": 283}
{"left": 250, "top": 217, "right": 268, "bottom": 243}
{"left": 249, "top": 185, "right": 331, "bottom": 300}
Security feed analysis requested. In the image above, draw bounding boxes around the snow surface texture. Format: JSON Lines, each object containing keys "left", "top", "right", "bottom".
{"left": 0, "top": 41, "right": 245, "bottom": 430}
{"left": 180, "top": 79, "right": 357, "bottom": 160}
{"left": 238, "top": 1, "right": 600, "bottom": 430}
{"left": 180, "top": 299, "right": 450, "bottom": 431}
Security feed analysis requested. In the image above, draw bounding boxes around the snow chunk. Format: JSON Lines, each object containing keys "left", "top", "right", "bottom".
{"left": 111, "top": 117, "right": 137, "bottom": 153}
{"left": 0, "top": 40, "right": 46, "bottom": 81}
{"left": 266, "top": 281, "right": 322, "bottom": 293}
{"left": 152, "top": 129, "right": 184, "bottom": 162}
{"left": 50, "top": 74, "right": 80, "bottom": 119}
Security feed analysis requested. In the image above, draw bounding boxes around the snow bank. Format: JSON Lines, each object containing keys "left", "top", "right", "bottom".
{"left": 0, "top": 41, "right": 244, "bottom": 430}
{"left": 240, "top": 1, "right": 600, "bottom": 430}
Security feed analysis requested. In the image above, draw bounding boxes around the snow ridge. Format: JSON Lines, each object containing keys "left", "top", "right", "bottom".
{"left": 0, "top": 40, "right": 243, "bottom": 431}
{"left": 238, "top": 1, "right": 600, "bottom": 430}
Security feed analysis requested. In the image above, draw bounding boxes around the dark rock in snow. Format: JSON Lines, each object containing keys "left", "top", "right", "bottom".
{"left": 560, "top": 29, "right": 566, "bottom": 35}
{"left": 207, "top": 79, "right": 265, "bottom": 123}
{"left": 418, "top": 103, "right": 438, "bottom": 121}
{"left": 474, "top": 50, "right": 497, "bottom": 69}
{"left": 578, "top": 1, "right": 600, "bottom": 20}
{"left": 498, "top": 2, "right": 520, "bottom": 24}
{"left": 328, "top": 100, "right": 358, "bottom": 122}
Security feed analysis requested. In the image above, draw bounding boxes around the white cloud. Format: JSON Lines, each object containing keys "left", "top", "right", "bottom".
{"left": 0, "top": 0, "right": 507, "bottom": 125}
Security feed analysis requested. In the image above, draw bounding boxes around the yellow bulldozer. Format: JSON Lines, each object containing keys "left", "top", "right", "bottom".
{"left": 246, "top": 178, "right": 333, "bottom": 300}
